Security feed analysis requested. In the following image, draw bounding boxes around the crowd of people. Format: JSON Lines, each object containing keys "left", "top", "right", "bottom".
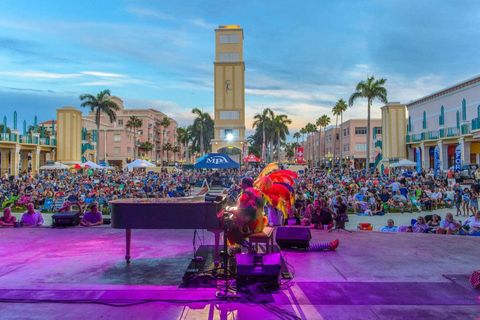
{"left": 1, "top": 165, "right": 480, "bottom": 236}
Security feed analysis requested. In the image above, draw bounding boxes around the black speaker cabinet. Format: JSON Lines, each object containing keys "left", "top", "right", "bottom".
{"left": 275, "top": 227, "right": 311, "bottom": 249}
{"left": 236, "top": 253, "right": 281, "bottom": 290}
{"left": 52, "top": 212, "right": 80, "bottom": 227}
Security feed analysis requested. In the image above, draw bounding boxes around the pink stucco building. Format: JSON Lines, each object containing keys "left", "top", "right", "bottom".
{"left": 303, "top": 118, "right": 382, "bottom": 168}
{"left": 85, "top": 97, "right": 179, "bottom": 167}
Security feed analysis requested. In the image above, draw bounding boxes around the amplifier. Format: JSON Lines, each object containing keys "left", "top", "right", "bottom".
{"left": 276, "top": 227, "right": 311, "bottom": 249}
{"left": 52, "top": 212, "right": 80, "bottom": 227}
{"left": 236, "top": 253, "right": 281, "bottom": 290}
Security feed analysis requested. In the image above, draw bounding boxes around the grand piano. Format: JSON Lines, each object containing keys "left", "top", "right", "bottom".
{"left": 110, "top": 196, "right": 226, "bottom": 264}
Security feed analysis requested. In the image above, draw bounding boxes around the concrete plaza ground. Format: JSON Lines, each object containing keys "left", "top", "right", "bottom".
{"left": 0, "top": 214, "right": 479, "bottom": 320}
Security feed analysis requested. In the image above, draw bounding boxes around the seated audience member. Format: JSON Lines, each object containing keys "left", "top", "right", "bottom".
{"left": 0, "top": 207, "right": 16, "bottom": 227}
{"left": 413, "top": 216, "right": 429, "bottom": 233}
{"left": 461, "top": 211, "right": 480, "bottom": 236}
{"left": 316, "top": 199, "right": 334, "bottom": 229}
{"left": 20, "top": 203, "right": 44, "bottom": 227}
{"left": 427, "top": 214, "right": 441, "bottom": 233}
{"left": 380, "top": 219, "right": 399, "bottom": 232}
{"left": 437, "top": 212, "right": 461, "bottom": 235}
{"left": 80, "top": 203, "right": 103, "bottom": 227}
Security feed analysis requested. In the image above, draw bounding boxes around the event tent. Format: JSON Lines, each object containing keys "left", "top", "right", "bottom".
{"left": 82, "top": 160, "right": 103, "bottom": 169}
{"left": 194, "top": 153, "right": 239, "bottom": 169}
{"left": 39, "top": 162, "right": 69, "bottom": 170}
{"left": 125, "top": 159, "right": 155, "bottom": 170}
{"left": 390, "top": 159, "right": 416, "bottom": 168}
{"left": 243, "top": 153, "right": 261, "bottom": 163}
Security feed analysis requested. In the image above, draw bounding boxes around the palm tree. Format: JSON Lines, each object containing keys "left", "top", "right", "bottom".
{"left": 79, "top": 89, "right": 120, "bottom": 163}
{"left": 163, "top": 142, "right": 172, "bottom": 163}
{"left": 159, "top": 117, "right": 171, "bottom": 164}
{"left": 252, "top": 108, "right": 274, "bottom": 162}
{"left": 172, "top": 145, "right": 180, "bottom": 162}
{"left": 126, "top": 116, "right": 143, "bottom": 159}
{"left": 271, "top": 114, "right": 292, "bottom": 161}
{"left": 300, "top": 127, "right": 307, "bottom": 143}
{"left": 176, "top": 127, "right": 193, "bottom": 162}
{"left": 138, "top": 141, "right": 154, "bottom": 158}
{"left": 349, "top": 76, "right": 388, "bottom": 170}
{"left": 304, "top": 122, "right": 317, "bottom": 165}
{"left": 316, "top": 115, "right": 331, "bottom": 165}
{"left": 293, "top": 132, "right": 301, "bottom": 144}
{"left": 334, "top": 99, "right": 349, "bottom": 161}
{"left": 332, "top": 99, "right": 348, "bottom": 165}
{"left": 192, "top": 108, "right": 207, "bottom": 156}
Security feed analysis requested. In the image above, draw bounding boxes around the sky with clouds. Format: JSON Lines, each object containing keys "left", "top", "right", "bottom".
{"left": 0, "top": 0, "right": 479, "bottom": 134}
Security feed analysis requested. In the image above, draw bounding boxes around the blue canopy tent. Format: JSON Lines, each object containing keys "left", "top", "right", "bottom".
{"left": 194, "top": 153, "right": 239, "bottom": 169}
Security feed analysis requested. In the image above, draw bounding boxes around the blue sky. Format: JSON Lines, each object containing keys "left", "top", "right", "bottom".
{"left": 0, "top": 0, "right": 479, "bottom": 133}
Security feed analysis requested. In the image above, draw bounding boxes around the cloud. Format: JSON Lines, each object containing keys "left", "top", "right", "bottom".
{"left": 190, "top": 18, "right": 216, "bottom": 30}
{"left": 124, "top": 6, "right": 173, "bottom": 20}
{"left": 80, "top": 71, "right": 127, "bottom": 78}
{"left": 0, "top": 71, "right": 80, "bottom": 79}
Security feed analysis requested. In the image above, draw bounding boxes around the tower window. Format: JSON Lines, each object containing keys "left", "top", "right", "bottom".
{"left": 218, "top": 52, "right": 240, "bottom": 62}
{"left": 219, "top": 34, "right": 239, "bottom": 44}
{"left": 220, "top": 111, "right": 240, "bottom": 120}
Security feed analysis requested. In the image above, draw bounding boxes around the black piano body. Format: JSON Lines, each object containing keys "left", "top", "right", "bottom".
{"left": 110, "top": 196, "right": 225, "bottom": 264}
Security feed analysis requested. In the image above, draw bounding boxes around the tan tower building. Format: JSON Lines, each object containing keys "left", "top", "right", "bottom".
{"left": 211, "top": 25, "right": 246, "bottom": 161}
{"left": 381, "top": 102, "right": 407, "bottom": 161}
{"left": 56, "top": 107, "right": 83, "bottom": 164}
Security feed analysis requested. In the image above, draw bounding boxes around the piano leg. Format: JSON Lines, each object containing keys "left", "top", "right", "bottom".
{"left": 213, "top": 230, "right": 221, "bottom": 268}
{"left": 126, "top": 228, "right": 131, "bottom": 264}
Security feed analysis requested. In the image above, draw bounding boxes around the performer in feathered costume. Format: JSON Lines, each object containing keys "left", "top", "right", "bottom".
{"left": 227, "top": 163, "right": 339, "bottom": 251}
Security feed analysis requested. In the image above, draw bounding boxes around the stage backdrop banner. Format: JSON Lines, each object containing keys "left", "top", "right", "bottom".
{"left": 455, "top": 144, "right": 462, "bottom": 171}
{"left": 415, "top": 147, "right": 422, "bottom": 173}
{"left": 434, "top": 146, "right": 440, "bottom": 177}
{"left": 296, "top": 146, "right": 305, "bottom": 164}
{"left": 194, "top": 153, "right": 240, "bottom": 169}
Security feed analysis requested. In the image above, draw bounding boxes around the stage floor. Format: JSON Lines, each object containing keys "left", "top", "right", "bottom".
{"left": 0, "top": 227, "right": 479, "bottom": 320}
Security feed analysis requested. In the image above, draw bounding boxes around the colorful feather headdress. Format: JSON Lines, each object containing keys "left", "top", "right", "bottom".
{"left": 253, "top": 163, "right": 298, "bottom": 218}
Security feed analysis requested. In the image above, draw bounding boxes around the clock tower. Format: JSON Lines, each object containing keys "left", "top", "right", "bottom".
{"left": 211, "top": 25, "right": 246, "bottom": 158}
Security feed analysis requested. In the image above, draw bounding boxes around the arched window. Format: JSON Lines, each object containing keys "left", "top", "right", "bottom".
{"left": 422, "top": 111, "right": 427, "bottom": 129}
{"left": 456, "top": 110, "right": 460, "bottom": 128}
{"left": 439, "top": 105, "right": 445, "bottom": 125}
{"left": 462, "top": 99, "right": 467, "bottom": 121}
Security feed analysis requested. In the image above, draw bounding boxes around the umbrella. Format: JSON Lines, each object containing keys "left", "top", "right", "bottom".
{"left": 71, "top": 164, "right": 83, "bottom": 170}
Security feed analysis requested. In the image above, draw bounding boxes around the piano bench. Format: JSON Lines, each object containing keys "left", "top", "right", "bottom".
{"left": 249, "top": 227, "right": 275, "bottom": 253}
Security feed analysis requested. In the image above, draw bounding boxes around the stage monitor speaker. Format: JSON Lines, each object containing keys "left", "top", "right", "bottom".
{"left": 205, "top": 193, "right": 225, "bottom": 203}
{"left": 276, "top": 227, "right": 311, "bottom": 249}
{"left": 236, "top": 253, "right": 281, "bottom": 290}
{"left": 52, "top": 212, "right": 80, "bottom": 227}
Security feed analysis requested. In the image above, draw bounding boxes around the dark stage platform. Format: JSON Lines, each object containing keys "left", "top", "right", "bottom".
{"left": 0, "top": 227, "right": 479, "bottom": 319}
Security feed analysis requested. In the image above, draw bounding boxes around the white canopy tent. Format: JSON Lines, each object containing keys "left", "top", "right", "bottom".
{"left": 39, "top": 162, "right": 69, "bottom": 170}
{"left": 390, "top": 159, "right": 416, "bottom": 168}
{"left": 82, "top": 160, "right": 103, "bottom": 169}
{"left": 124, "top": 159, "right": 155, "bottom": 170}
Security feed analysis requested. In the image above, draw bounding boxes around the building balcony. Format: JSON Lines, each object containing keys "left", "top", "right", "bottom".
{"left": 427, "top": 130, "right": 439, "bottom": 140}
{"left": 472, "top": 118, "right": 480, "bottom": 131}
{"left": 446, "top": 127, "right": 460, "bottom": 137}
{"left": 461, "top": 123, "right": 470, "bottom": 135}
{"left": 0, "top": 133, "right": 18, "bottom": 142}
